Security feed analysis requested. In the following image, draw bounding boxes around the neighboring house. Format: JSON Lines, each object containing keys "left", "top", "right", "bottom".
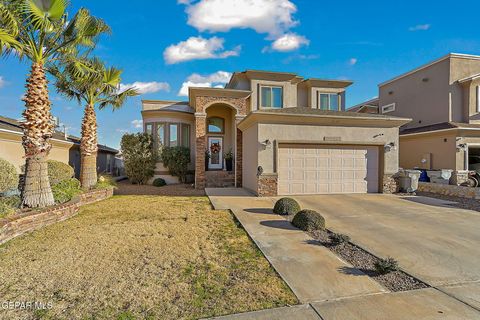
{"left": 142, "top": 70, "right": 410, "bottom": 196}
{"left": 0, "top": 116, "right": 119, "bottom": 177}
{"left": 348, "top": 97, "right": 380, "bottom": 114}
{"left": 359, "top": 53, "right": 480, "bottom": 171}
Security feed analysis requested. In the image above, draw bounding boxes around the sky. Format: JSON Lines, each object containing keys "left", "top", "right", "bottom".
{"left": 1, "top": 0, "right": 480, "bottom": 149}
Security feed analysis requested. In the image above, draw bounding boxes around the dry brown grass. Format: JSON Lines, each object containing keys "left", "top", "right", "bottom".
{"left": 0, "top": 195, "right": 296, "bottom": 320}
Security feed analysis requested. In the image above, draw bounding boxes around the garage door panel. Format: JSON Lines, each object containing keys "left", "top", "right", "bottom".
{"left": 278, "top": 145, "right": 379, "bottom": 195}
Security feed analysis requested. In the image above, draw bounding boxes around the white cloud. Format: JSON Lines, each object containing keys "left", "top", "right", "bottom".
{"left": 116, "top": 128, "right": 129, "bottom": 133}
{"left": 164, "top": 36, "right": 240, "bottom": 64}
{"left": 409, "top": 24, "right": 430, "bottom": 31}
{"left": 131, "top": 119, "right": 143, "bottom": 129}
{"left": 182, "top": 0, "right": 298, "bottom": 38}
{"left": 178, "top": 71, "right": 232, "bottom": 96}
{"left": 349, "top": 58, "right": 358, "bottom": 66}
{"left": 270, "top": 33, "right": 309, "bottom": 52}
{"left": 119, "top": 81, "right": 170, "bottom": 94}
{"left": 0, "top": 76, "right": 6, "bottom": 88}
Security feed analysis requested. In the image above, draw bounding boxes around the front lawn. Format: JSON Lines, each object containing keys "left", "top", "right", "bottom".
{"left": 0, "top": 194, "right": 296, "bottom": 319}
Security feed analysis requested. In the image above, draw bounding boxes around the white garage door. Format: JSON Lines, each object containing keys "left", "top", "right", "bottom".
{"left": 278, "top": 145, "right": 379, "bottom": 195}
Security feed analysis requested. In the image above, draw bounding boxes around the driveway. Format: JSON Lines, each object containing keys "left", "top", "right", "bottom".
{"left": 294, "top": 194, "right": 480, "bottom": 310}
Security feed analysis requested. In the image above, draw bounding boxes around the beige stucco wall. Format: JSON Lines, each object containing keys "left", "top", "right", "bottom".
{"left": 242, "top": 123, "right": 400, "bottom": 177}
{"left": 0, "top": 131, "right": 72, "bottom": 173}
{"left": 241, "top": 124, "right": 259, "bottom": 193}
{"left": 450, "top": 57, "right": 480, "bottom": 123}
{"left": 379, "top": 58, "right": 451, "bottom": 129}
{"left": 399, "top": 132, "right": 458, "bottom": 170}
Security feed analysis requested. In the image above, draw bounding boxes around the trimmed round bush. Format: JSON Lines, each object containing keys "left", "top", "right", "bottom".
{"left": 0, "top": 158, "right": 18, "bottom": 194}
{"left": 52, "top": 178, "right": 82, "bottom": 204}
{"left": 47, "top": 160, "right": 74, "bottom": 186}
{"left": 153, "top": 178, "right": 167, "bottom": 187}
{"left": 273, "top": 197, "right": 301, "bottom": 215}
{"left": 292, "top": 209, "right": 325, "bottom": 231}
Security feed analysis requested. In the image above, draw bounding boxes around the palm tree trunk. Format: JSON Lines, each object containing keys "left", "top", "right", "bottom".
{"left": 21, "top": 62, "right": 55, "bottom": 208}
{"left": 80, "top": 104, "right": 98, "bottom": 189}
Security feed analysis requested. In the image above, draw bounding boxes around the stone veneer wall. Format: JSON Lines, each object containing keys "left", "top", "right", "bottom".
{"left": 236, "top": 128, "right": 243, "bottom": 187}
{"left": 382, "top": 174, "right": 398, "bottom": 194}
{"left": 0, "top": 188, "right": 114, "bottom": 245}
{"left": 257, "top": 174, "right": 278, "bottom": 196}
{"left": 417, "top": 182, "right": 480, "bottom": 199}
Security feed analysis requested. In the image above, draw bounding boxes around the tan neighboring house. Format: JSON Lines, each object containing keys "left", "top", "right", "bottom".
{"left": 348, "top": 97, "right": 380, "bottom": 114}
{"left": 0, "top": 116, "right": 119, "bottom": 177}
{"left": 142, "top": 70, "right": 410, "bottom": 196}
{"left": 362, "top": 53, "right": 480, "bottom": 171}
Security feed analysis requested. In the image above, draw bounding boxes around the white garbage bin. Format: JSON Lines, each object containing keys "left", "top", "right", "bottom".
{"left": 399, "top": 170, "right": 421, "bottom": 192}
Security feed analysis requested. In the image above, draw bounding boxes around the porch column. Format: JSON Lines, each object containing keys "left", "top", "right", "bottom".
{"left": 195, "top": 113, "right": 206, "bottom": 189}
{"left": 235, "top": 115, "right": 245, "bottom": 187}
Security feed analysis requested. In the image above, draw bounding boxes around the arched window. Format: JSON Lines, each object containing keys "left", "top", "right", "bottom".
{"left": 207, "top": 117, "right": 224, "bottom": 133}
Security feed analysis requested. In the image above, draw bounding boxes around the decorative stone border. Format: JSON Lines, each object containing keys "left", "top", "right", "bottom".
{"left": 0, "top": 188, "right": 114, "bottom": 245}
{"left": 417, "top": 182, "right": 480, "bottom": 199}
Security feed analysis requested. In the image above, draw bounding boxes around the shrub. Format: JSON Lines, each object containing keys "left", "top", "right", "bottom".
{"left": 0, "top": 158, "right": 19, "bottom": 194}
{"left": 329, "top": 233, "right": 350, "bottom": 245}
{"left": 273, "top": 197, "right": 301, "bottom": 215}
{"left": 0, "top": 196, "right": 21, "bottom": 218}
{"left": 153, "top": 178, "right": 166, "bottom": 187}
{"left": 374, "top": 257, "right": 399, "bottom": 275}
{"left": 292, "top": 209, "right": 325, "bottom": 231}
{"left": 47, "top": 160, "right": 74, "bottom": 186}
{"left": 121, "top": 133, "right": 156, "bottom": 185}
{"left": 52, "top": 178, "right": 82, "bottom": 204}
{"left": 160, "top": 146, "right": 190, "bottom": 183}
{"left": 95, "top": 175, "right": 117, "bottom": 189}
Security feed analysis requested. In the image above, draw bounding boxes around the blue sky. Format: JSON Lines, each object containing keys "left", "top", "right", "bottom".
{"left": 1, "top": 0, "right": 480, "bottom": 149}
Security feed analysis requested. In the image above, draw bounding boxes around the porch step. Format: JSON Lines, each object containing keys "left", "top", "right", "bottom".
{"left": 206, "top": 171, "right": 235, "bottom": 188}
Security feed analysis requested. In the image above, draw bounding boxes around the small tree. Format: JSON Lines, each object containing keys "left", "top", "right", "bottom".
{"left": 161, "top": 147, "right": 190, "bottom": 183}
{"left": 121, "top": 133, "right": 156, "bottom": 185}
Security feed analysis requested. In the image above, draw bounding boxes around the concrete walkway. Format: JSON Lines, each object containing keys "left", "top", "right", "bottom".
{"left": 206, "top": 189, "right": 480, "bottom": 320}
{"left": 206, "top": 188, "right": 385, "bottom": 303}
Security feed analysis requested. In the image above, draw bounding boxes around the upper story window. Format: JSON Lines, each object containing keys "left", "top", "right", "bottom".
{"left": 207, "top": 117, "right": 224, "bottom": 133}
{"left": 318, "top": 93, "right": 339, "bottom": 111}
{"left": 260, "top": 86, "right": 283, "bottom": 108}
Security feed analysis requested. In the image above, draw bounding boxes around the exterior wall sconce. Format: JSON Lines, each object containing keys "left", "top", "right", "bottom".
{"left": 257, "top": 166, "right": 264, "bottom": 177}
{"left": 260, "top": 139, "right": 272, "bottom": 148}
{"left": 384, "top": 142, "right": 396, "bottom": 152}
{"left": 457, "top": 143, "right": 467, "bottom": 152}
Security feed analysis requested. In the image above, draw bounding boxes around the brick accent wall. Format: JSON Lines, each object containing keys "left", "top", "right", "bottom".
{"left": 257, "top": 174, "right": 278, "bottom": 196}
{"left": 0, "top": 188, "right": 113, "bottom": 245}
{"left": 382, "top": 174, "right": 398, "bottom": 194}
{"left": 195, "top": 116, "right": 206, "bottom": 189}
{"left": 236, "top": 128, "right": 243, "bottom": 187}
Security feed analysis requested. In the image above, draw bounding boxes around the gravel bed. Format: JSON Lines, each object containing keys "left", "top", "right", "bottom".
{"left": 309, "top": 229, "right": 429, "bottom": 292}
{"left": 415, "top": 191, "right": 480, "bottom": 212}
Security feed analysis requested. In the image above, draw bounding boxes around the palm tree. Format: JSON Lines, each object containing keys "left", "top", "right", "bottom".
{"left": 0, "top": 0, "right": 109, "bottom": 207}
{"left": 51, "top": 57, "right": 138, "bottom": 189}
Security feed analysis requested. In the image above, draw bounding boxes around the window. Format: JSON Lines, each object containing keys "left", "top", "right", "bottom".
{"left": 381, "top": 103, "right": 396, "bottom": 114}
{"left": 261, "top": 86, "right": 283, "bottom": 108}
{"left": 146, "top": 122, "right": 190, "bottom": 151}
{"left": 207, "top": 117, "right": 224, "bottom": 133}
{"left": 318, "top": 93, "right": 339, "bottom": 111}
{"left": 145, "top": 123, "right": 153, "bottom": 135}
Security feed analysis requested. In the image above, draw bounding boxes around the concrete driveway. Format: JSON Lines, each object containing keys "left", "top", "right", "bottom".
{"left": 294, "top": 194, "right": 480, "bottom": 309}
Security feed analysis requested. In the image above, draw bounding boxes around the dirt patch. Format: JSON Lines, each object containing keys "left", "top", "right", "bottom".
{"left": 0, "top": 195, "right": 296, "bottom": 319}
{"left": 114, "top": 179, "right": 205, "bottom": 196}
{"left": 415, "top": 191, "right": 480, "bottom": 212}
{"left": 309, "top": 229, "right": 428, "bottom": 292}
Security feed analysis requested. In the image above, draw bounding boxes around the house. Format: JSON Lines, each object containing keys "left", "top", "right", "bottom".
{"left": 348, "top": 97, "right": 380, "bottom": 114}
{"left": 141, "top": 70, "right": 410, "bottom": 196}
{"left": 0, "top": 115, "right": 119, "bottom": 177}
{"left": 367, "top": 53, "right": 480, "bottom": 171}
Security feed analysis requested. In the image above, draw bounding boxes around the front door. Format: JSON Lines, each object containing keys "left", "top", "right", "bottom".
{"left": 208, "top": 137, "right": 223, "bottom": 170}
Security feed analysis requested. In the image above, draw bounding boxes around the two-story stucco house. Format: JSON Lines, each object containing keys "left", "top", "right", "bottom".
{"left": 141, "top": 70, "right": 410, "bottom": 196}
{"left": 366, "top": 53, "right": 480, "bottom": 171}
